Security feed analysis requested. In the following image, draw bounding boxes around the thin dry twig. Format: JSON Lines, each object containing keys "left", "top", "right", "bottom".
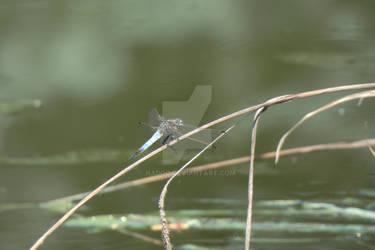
{"left": 30, "top": 82, "right": 375, "bottom": 250}
{"left": 158, "top": 114, "right": 249, "bottom": 249}
{"left": 245, "top": 107, "right": 266, "bottom": 250}
{"left": 30, "top": 156, "right": 150, "bottom": 250}
{"left": 158, "top": 131, "right": 225, "bottom": 249}
{"left": 275, "top": 89, "right": 375, "bottom": 164}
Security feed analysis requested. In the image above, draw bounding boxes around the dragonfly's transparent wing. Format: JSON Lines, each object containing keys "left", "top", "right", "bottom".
{"left": 148, "top": 108, "right": 163, "bottom": 127}
{"left": 138, "top": 121, "right": 157, "bottom": 130}
{"left": 171, "top": 124, "right": 221, "bottom": 150}
{"left": 136, "top": 108, "right": 160, "bottom": 133}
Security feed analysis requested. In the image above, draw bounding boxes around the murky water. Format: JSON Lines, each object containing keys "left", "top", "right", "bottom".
{"left": 0, "top": 1, "right": 375, "bottom": 249}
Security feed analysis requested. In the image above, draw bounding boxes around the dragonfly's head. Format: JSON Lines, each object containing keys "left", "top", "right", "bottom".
{"left": 176, "top": 119, "right": 184, "bottom": 127}
{"left": 167, "top": 118, "right": 184, "bottom": 129}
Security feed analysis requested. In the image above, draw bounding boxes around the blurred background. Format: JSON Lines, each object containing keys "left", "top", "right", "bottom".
{"left": 0, "top": 1, "right": 375, "bottom": 249}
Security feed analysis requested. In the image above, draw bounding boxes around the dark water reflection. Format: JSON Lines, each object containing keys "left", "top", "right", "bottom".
{"left": 0, "top": 1, "right": 375, "bottom": 249}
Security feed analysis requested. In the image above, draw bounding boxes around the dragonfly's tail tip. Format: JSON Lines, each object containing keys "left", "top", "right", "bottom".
{"left": 129, "top": 150, "right": 142, "bottom": 161}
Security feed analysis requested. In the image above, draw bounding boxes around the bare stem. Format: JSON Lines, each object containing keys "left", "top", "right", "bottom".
{"left": 245, "top": 107, "right": 266, "bottom": 250}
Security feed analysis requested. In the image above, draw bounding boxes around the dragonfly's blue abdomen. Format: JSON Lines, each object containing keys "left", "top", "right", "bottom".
{"left": 129, "top": 130, "right": 162, "bottom": 160}
{"left": 140, "top": 130, "right": 162, "bottom": 152}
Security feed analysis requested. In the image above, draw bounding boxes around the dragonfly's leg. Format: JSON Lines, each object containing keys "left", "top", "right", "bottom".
{"left": 166, "top": 135, "right": 179, "bottom": 154}
{"left": 171, "top": 134, "right": 180, "bottom": 144}
{"left": 162, "top": 134, "right": 179, "bottom": 150}
{"left": 161, "top": 135, "right": 170, "bottom": 145}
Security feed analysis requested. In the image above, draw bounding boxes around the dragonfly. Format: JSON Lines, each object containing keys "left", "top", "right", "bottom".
{"left": 129, "top": 108, "right": 215, "bottom": 160}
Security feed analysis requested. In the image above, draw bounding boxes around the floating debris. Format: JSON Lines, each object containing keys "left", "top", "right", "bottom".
{"left": 177, "top": 237, "right": 321, "bottom": 250}
{"left": 0, "top": 149, "right": 127, "bottom": 165}
{"left": 277, "top": 52, "right": 375, "bottom": 74}
{"left": 0, "top": 147, "right": 221, "bottom": 165}
{"left": 256, "top": 200, "right": 375, "bottom": 223}
{"left": 0, "top": 99, "right": 42, "bottom": 116}
{"left": 39, "top": 200, "right": 77, "bottom": 214}
{"left": 0, "top": 202, "right": 35, "bottom": 213}
{"left": 65, "top": 212, "right": 375, "bottom": 234}
{"left": 358, "top": 189, "right": 375, "bottom": 198}
{"left": 177, "top": 244, "right": 221, "bottom": 250}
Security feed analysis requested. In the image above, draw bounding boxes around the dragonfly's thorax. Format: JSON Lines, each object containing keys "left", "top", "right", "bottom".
{"left": 158, "top": 118, "right": 183, "bottom": 134}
